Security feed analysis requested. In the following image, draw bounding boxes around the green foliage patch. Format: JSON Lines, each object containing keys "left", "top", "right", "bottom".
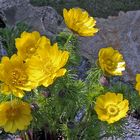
{"left": 0, "top": 22, "right": 140, "bottom": 139}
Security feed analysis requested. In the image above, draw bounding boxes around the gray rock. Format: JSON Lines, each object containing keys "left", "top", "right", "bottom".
{"left": 78, "top": 11, "right": 140, "bottom": 82}
{"left": 124, "top": 115, "right": 140, "bottom": 139}
{"left": 0, "top": 0, "right": 63, "bottom": 37}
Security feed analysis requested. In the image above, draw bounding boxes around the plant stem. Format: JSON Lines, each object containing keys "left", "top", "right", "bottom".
{"left": 63, "top": 33, "right": 73, "bottom": 50}
{"left": 10, "top": 94, "right": 13, "bottom": 102}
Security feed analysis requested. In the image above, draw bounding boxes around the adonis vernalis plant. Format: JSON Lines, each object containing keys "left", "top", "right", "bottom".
{"left": 94, "top": 92, "right": 129, "bottom": 124}
{"left": 15, "top": 31, "right": 51, "bottom": 61}
{"left": 15, "top": 31, "right": 41, "bottom": 60}
{"left": 98, "top": 47, "right": 126, "bottom": 76}
{"left": 0, "top": 7, "right": 139, "bottom": 140}
{"left": 63, "top": 8, "right": 98, "bottom": 36}
{"left": 135, "top": 74, "right": 140, "bottom": 95}
{"left": 0, "top": 99, "right": 32, "bottom": 133}
{"left": 0, "top": 54, "right": 35, "bottom": 98}
{"left": 26, "top": 40, "right": 69, "bottom": 87}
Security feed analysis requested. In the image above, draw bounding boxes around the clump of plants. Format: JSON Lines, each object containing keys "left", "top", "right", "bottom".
{"left": 0, "top": 7, "right": 140, "bottom": 140}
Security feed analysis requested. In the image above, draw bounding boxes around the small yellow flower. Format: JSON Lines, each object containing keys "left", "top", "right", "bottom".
{"left": 94, "top": 92, "right": 129, "bottom": 124}
{"left": 0, "top": 100, "right": 32, "bottom": 133}
{"left": 26, "top": 37, "right": 69, "bottom": 87}
{"left": 63, "top": 8, "right": 98, "bottom": 36}
{"left": 0, "top": 54, "right": 36, "bottom": 98}
{"left": 135, "top": 74, "right": 140, "bottom": 95}
{"left": 98, "top": 47, "right": 126, "bottom": 76}
{"left": 15, "top": 31, "right": 50, "bottom": 60}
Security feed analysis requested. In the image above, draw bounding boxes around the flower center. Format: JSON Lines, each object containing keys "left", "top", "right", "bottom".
{"left": 6, "top": 108, "right": 19, "bottom": 120}
{"left": 10, "top": 69, "right": 28, "bottom": 86}
{"left": 26, "top": 45, "right": 37, "bottom": 58}
{"left": 106, "top": 59, "right": 113, "bottom": 65}
{"left": 28, "top": 47, "right": 36, "bottom": 53}
{"left": 104, "top": 59, "right": 116, "bottom": 70}
{"left": 106, "top": 104, "right": 119, "bottom": 116}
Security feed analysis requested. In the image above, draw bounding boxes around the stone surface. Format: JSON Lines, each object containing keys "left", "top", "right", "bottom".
{"left": 78, "top": 11, "right": 140, "bottom": 82}
{"left": 0, "top": 0, "right": 63, "bottom": 37}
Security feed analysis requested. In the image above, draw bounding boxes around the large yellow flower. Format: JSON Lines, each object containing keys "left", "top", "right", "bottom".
{"left": 0, "top": 100, "right": 32, "bottom": 133}
{"left": 0, "top": 54, "right": 36, "bottom": 98}
{"left": 15, "top": 31, "right": 51, "bottom": 60}
{"left": 26, "top": 38, "right": 69, "bottom": 87}
{"left": 94, "top": 92, "right": 129, "bottom": 124}
{"left": 135, "top": 74, "right": 140, "bottom": 95}
{"left": 98, "top": 47, "right": 126, "bottom": 76}
{"left": 63, "top": 8, "right": 98, "bottom": 36}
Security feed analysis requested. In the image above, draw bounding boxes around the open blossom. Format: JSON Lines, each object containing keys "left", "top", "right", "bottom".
{"left": 98, "top": 47, "right": 126, "bottom": 76}
{"left": 15, "top": 31, "right": 50, "bottom": 60}
{"left": 63, "top": 8, "right": 98, "bottom": 36}
{"left": 0, "top": 100, "right": 32, "bottom": 133}
{"left": 26, "top": 37, "right": 69, "bottom": 87}
{"left": 0, "top": 54, "right": 36, "bottom": 98}
{"left": 135, "top": 74, "right": 140, "bottom": 95}
{"left": 94, "top": 92, "right": 129, "bottom": 124}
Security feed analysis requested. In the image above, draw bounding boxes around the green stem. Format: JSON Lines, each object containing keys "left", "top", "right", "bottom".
{"left": 10, "top": 94, "right": 13, "bottom": 102}
{"left": 63, "top": 34, "right": 73, "bottom": 50}
{"left": 33, "top": 88, "right": 39, "bottom": 95}
{"left": 78, "top": 105, "right": 91, "bottom": 138}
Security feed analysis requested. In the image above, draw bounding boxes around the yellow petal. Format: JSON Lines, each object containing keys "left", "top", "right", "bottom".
{"left": 118, "top": 100, "right": 129, "bottom": 111}
{"left": 32, "top": 31, "right": 40, "bottom": 40}
{"left": 12, "top": 89, "right": 25, "bottom": 98}
{"left": 4, "top": 121, "right": 14, "bottom": 133}
{"left": 116, "top": 93, "right": 123, "bottom": 103}
{"left": 136, "top": 74, "right": 140, "bottom": 82}
{"left": 136, "top": 83, "right": 140, "bottom": 91}
{"left": 56, "top": 68, "right": 67, "bottom": 77}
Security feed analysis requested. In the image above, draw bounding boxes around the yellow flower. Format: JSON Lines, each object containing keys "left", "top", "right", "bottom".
{"left": 15, "top": 31, "right": 51, "bottom": 60}
{"left": 0, "top": 54, "right": 36, "bottom": 98}
{"left": 26, "top": 38, "right": 69, "bottom": 87}
{"left": 0, "top": 100, "right": 32, "bottom": 133}
{"left": 94, "top": 92, "right": 129, "bottom": 124}
{"left": 63, "top": 8, "right": 98, "bottom": 36}
{"left": 98, "top": 47, "right": 126, "bottom": 76}
{"left": 135, "top": 74, "right": 140, "bottom": 95}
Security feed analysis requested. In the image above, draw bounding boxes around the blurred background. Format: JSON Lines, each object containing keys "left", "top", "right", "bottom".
{"left": 30, "top": 0, "right": 140, "bottom": 18}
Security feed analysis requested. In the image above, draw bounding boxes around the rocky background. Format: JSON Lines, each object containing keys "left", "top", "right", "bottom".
{"left": 79, "top": 11, "right": 140, "bottom": 82}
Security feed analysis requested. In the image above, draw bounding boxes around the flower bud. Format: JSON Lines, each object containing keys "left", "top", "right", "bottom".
{"left": 31, "top": 103, "right": 39, "bottom": 111}
{"left": 42, "top": 91, "right": 51, "bottom": 98}
{"left": 99, "top": 76, "right": 109, "bottom": 86}
{"left": 67, "top": 121, "right": 75, "bottom": 129}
